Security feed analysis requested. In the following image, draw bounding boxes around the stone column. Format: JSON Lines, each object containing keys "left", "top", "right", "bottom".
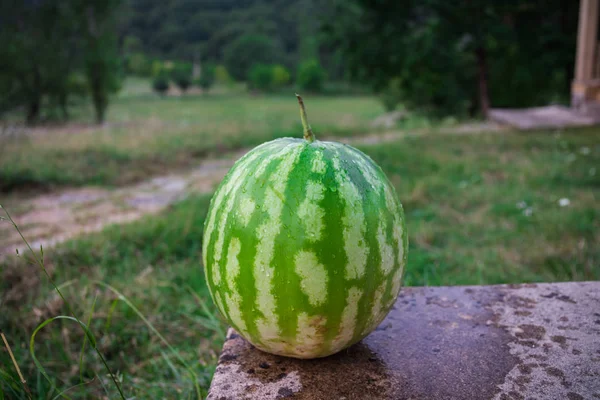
{"left": 573, "top": 0, "right": 600, "bottom": 109}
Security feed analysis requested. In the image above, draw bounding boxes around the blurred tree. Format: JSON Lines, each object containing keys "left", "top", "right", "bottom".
{"left": 379, "top": 77, "right": 403, "bottom": 112}
{"left": 214, "top": 65, "right": 232, "bottom": 85}
{"left": 196, "top": 63, "right": 216, "bottom": 91}
{"left": 82, "top": 0, "right": 123, "bottom": 124}
{"left": 325, "top": 0, "right": 578, "bottom": 116}
{"left": 248, "top": 64, "right": 275, "bottom": 91}
{"left": 123, "top": 35, "right": 143, "bottom": 54}
{"left": 272, "top": 65, "right": 291, "bottom": 88}
{"left": 122, "top": 0, "right": 342, "bottom": 81}
{"left": 151, "top": 60, "right": 165, "bottom": 78}
{"left": 297, "top": 59, "right": 326, "bottom": 92}
{"left": 0, "top": 0, "right": 82, "bottom": 123}
{"left": 127, "top": 53, "right": 152, "bottom": 76}
{"left": 0, "top": 0, "right": 123, "bottom": 124}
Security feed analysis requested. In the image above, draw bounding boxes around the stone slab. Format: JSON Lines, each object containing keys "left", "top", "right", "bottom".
{"left": 207, "top": 282, "right": 600, "bottom": 400}
{"left": 489, "top": 105, "right": 600, "bottom": 130}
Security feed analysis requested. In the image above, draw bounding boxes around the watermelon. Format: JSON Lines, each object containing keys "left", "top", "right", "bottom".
{"left": 202, "top": 95, "right": 407, "bottom": 359}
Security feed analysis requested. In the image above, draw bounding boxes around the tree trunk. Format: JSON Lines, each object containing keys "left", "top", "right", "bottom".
{"left": 94, "top": 100, "right": 106, "bottom": 124}
{"left": 59, "top": 92, "right": 69, "bottom": 121}
{"left": 26, "top": 96, "right": 40, "bottom": 125}
{"left": 476, "top": 46, "right": 490, "bottom": 118}
{"left": 26, "top": 67, "right": 42, "bottom": 125}
{"left": 91, "top": 70, "right": 107, "bottom": 124}
{"left": 92, "top": 91, "right": 107, "bottom": 124}
{"left": 560, "top": 0, "right": 573, "bottom": 96}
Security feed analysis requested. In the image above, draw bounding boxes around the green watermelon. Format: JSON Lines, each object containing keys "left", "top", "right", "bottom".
{"left": 202, "top": 95, "right": 407, "bottom": 359}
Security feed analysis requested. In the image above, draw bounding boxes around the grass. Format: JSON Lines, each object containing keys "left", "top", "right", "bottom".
{"left": 1, "top": 126, "right": 598, "bottom": 398}
{"left": 0, "top": 79, "right": 384, "bottom": 193}
{"left": 1, "top": 195, "right": 221, "bottom": 398}
{"left": 369, "top": 128, "right": 599, "bottom": 285}
{"left": 1, "top": 74, "right": 596, "bottom": 398}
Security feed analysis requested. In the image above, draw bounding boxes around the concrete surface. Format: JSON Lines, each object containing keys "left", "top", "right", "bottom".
{"left": 489, "top": 105, "right": 600, "bottom": 130}
{"left": 207, "top": 282, "right": 600, "bottom": 400}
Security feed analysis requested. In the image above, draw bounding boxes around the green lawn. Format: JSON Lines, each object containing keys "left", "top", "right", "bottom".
{"left": 1, "top": 127, "right": 598, "bottom": 398}
{"left": 0, "top": 83, "right": 384, "bottom": 193}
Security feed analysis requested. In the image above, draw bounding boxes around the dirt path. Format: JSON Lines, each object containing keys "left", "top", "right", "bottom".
{"left": 0, "top": 124, "right": 505, "bottom": 257}
{"left": 0, "top": 152, "right": 243, "bottom": 257}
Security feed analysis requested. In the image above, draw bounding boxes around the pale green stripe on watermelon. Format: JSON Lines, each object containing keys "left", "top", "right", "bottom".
{"left": 253, "top": 144, "right": 303, "bottom": 352}
{"left": 225, "top": 238, "right": 242, "bottom": 282}
{"left": 202, "top": 143, "right": 268, "bottom": 286}
{"left": 238, "top": 197, "right": 256, "bottom": 227}
{"left": 303, "top": 144, "right": 351, "bottom": 353}
{"left": 203, "top": 138, "right": 293, "bottom": 264}
{"left": 383, "top": 176, "right": 405, "bottom": 256}
{"left": 254, "top": 188, "right": 283, "bottom": 338}
{"left": 203, "top": 139, "right": 297, "bottom": 341}
{"left": 253, "top": 141, "right": 298, "bottom": 178}
{"left": 318, "top": 143, "right": 376, "bottom": 351}
{"left": 377, "top": 210, "right": 395, "bottom": 276}
{"left": 377, "top": 155, "right": 408, "bottom": 311}
{"left": 297, "top": 180, "right": 325, "bottom": 242}
{"left": 339, "top": 145, "right": 407, "bottom": 332}
{"left": 311, "top": 149, "right": 326, "bottom": 174}
{"left": 333, "top": 144, "right": 388, "bottom": 343}
{"left": 203, "top": 137, "right": 408, "bottom": 358}
{"left": 329, "top": 146, "right": 369, "bottom": 281}
{"left": 346, "top": 145, "right": 384, "bottom": 192}
{"left": 296, "top": 312, "right": 327, "bottom": 356}
{"left": 203, "top": 141, "right": 271, "bottom": 256}
{"left": 223, "top": 238, "right": 248, "bottom": 335}
{"left": 214, "top": 294, "right": 226, "bottom": 320}
{"left": 362, "top": 281, "right": 387, "bottom": 336}
{"left": 206, "top": 149, "right": 258, "bottom": 291}
{"left": 294, "top": 250, "right": 328, "bottom": 306}
{"left": 203, "top": 140, "right": 288, "bottom": 327}
{"left": 330, "top": 286, "right": 362, "bottom": 354}
{"left": 387, "top": 267, "right": 403, "bottom": 311}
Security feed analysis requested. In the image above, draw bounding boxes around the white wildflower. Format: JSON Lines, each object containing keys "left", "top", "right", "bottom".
{"left": 580, "top": 146, "right": 590, "bottom": 155}
{"left": 558, "top": 198, "right": 570, "bottom": 207}
{"left": 523, "top": 207, "right": 533, "bottom": 217}
{"left": 516, "top": 201, "right": 527, "bottom": 209}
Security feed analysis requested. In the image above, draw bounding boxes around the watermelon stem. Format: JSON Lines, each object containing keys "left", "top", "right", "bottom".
{"left": 295, "top": 93, "right": 315, "bottom": 143}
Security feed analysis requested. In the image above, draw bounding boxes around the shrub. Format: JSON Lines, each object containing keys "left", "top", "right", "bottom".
{"left": 151, "top": 60, "right": 164, "bottom": 78}
{"left": 297, "top": 59, "right": 326, "bottom": 92}
{"left": 380, "top": 77, "right": 403, "bottom": 111}
{"left": 248, "top": 64, "right": 274, "bottom": 92}
{"left": 152, "top": 74, "right": 169, "bottom": 95}
{"left": 123, "top": 35, "right": 143, "bottom": 53}
{"left": 271, "top": 65, "right": 290, "bottom": 88}
{"left": 196, "top": 64, "right": 216, "bottom": 91}
{"left": 214, "top": 65, "right": 231, "bottom": 84}
{"left": 171, "top": 66, "right": 192, "bottom": 92}
{"left": 127, "top": 52, "right": 151, "bottom": 77}
{"left": 163, "top": 60, "right": 175, "bottom": 72}
{"left": 66, "top": 73, "right": 89, "bottom": 99}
